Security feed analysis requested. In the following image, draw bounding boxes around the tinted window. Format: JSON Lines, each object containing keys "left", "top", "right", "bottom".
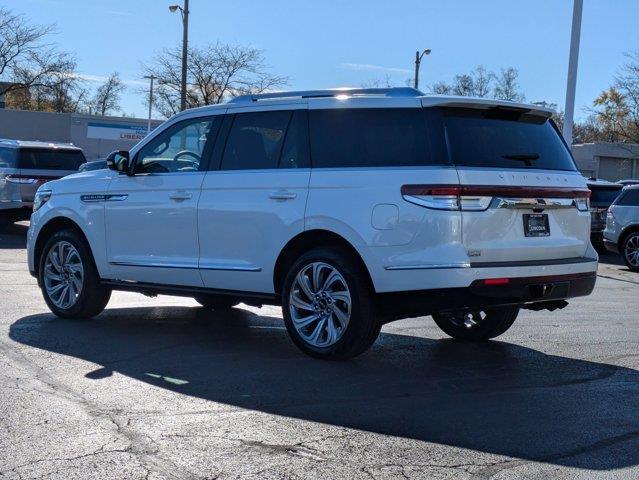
{"left": 310, "top": 108, "right": 439, "bottom": 168}
{"left": 135, "top": 117, "right": 218, "bottom": 174}
{"left": 279, "top": 110, "right": 310, "bottom": 169}
{"left": 19, "top": 149, "right": 85, "bottom": 170}
{"left": 617, "top": 189, "right": 639, "bottom": 206}
{"left": 221, "top": 111, "right": 292, "bottom": 170}
{"left": 589, "top": 186, "right": 623, "bottom": 206}
{"left": 0, "top": 147, "right": 17, "bottom": 168}
{"left": 443, "top": 108, "right": 576, "bottom": 171}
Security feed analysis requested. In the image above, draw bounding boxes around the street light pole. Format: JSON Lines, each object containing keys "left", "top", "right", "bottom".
{"left": 414, "top": 49, "right": 431, "bottom": 90}
{"left": 169, "top": 0, "right": 189, "bottom": 111}
{"left": 143, "top": 75, "right": 157, "bottom": 134}
{"left": 563, "top": 0, "right": 583, "bottom": 148}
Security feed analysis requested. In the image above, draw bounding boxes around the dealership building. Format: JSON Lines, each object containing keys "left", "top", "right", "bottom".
{"left": 572, "top": 142, "right": 639, "bottom": 182}
{"left": 0, "top": 108, "right": 162, "bottom": 161}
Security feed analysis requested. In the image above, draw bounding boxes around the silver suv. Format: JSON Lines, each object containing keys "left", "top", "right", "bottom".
{"left": 0, "top": 139, "right": 85, "bottom": 227}
{"left": 604, "top": 185, "right": 639, "bottom": 271}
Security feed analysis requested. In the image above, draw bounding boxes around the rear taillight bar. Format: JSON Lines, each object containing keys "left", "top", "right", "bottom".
{"left": 401, "top": 185, "right": 591, "bottom": 198}
{"left": 401, "top": 184, "right": 591, "bottom": 212}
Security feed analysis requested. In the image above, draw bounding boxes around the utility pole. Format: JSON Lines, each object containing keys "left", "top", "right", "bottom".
{"left": 414, "top": 49, "right": 431, "bottom": 90}
{"left": 143, "top": 75, "right": 157, "bottom": 134}
{"left": 563, "top": 0, "right": 583, "bottom": 148}
{"left": 169, "top": 0, "right": 189, "bottom": 111}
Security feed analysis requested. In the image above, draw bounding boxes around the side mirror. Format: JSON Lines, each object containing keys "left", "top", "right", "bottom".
{"left": 106, "top": 150, "right": 131, "bottom": 174}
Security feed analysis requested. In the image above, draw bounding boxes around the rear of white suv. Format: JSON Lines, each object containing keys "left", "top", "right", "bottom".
{"left": 27, "top": 88, "right": 597, "bottom": 360}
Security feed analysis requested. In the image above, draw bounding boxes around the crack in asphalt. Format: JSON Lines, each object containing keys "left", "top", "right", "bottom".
{"left": 597, "top": 273, "right": 639, "bottom": 285}
{"left": 0, "top": 340, "right": 198, "bottom": 480}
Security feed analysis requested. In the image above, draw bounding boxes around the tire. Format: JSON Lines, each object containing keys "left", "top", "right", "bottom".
{"left": 0, "top": 213, "right": 12, "bottom": 231}
{"left": 281, "top": 247, "right": 380, "bottom": 360}
{"left": 38, "top": 228, "right": 111, "bottom": 319}
{"left": 432, "top": 306, "right": 519, "bottom": 341}
{"left": 194, "top": 294, "right": 239, "bottom": 310}
{"left": 622, "top": 232, "right": 639, "bottom": 272}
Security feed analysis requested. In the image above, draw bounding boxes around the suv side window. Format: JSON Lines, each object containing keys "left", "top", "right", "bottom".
{"left": 0, "top": 147, "right": 17, "bottom": 168}
{"left": 135, "top": 116, "right": 218, "bottom": 174}
{"left": 617, "top": 189, "right": 639, "bottom": 206}
{"left": 279, "top": 110, "right": 310, "bottom": 169}
{"left": 220, "top": 110, "right": 292, "bottom": 170}
{"left": 309, "top": 108, "right": 439, "bottom": 168}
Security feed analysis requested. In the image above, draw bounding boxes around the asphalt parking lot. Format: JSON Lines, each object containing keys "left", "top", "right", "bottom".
{"left": 1, "top": 222, "right": 638, "bottom": 479}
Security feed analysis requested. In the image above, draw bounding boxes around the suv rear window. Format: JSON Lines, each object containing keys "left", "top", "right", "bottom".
{"left": 442, "top": 107, "right": 576, "bottom": 171}
{"left": 18, "top": 148, "right": 85, "bottom": 171}
{"left": 589, "top": 185, "right": 623, "bottom": 206}
{"left": 0, "top": 147, "right": 17, "bottom": 168}
{"left": 616, "top": 188, "right": 639, "bottom": 206}
{"left": 309, "top": 108, "right": 442, "bottom": 168}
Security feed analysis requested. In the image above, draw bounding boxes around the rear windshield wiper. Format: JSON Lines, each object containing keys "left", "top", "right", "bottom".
{"left": 501, "top": 153, "right": 539, "bottom": 166}
{"left": 501, "top": 154, "right": 540, "bottom": 161}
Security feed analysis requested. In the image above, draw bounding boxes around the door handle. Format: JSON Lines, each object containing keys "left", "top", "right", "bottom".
{"left": 269, "top": 191, "right": 297, "bottom": 200}
{"left": 169, "top": 191, "right": 192, "bottom": 201}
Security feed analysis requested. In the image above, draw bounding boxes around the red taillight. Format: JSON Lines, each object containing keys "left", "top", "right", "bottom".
{"left": 402, "top": 184, "right": 591, "bottom": 198}
{"left": 483, "top": 278, "right": 510, "bottom": 286}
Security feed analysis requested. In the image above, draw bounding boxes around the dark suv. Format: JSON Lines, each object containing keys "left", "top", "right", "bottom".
{"left": 586, "top": 179, "right": 623, "bottom": 249}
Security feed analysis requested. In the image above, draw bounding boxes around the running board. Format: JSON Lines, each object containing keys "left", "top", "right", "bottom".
{"left": 100, "top": 279, "right": 279, "bottom": 305}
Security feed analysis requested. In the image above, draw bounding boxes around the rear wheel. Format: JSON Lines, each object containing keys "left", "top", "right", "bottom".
{"left": 39, "top": 229, "right": 111, "bottom": 319}
{"left": 622, "top": 232, "right": 639, "bottom": 272}
{"left": 432, "top": 306, "right": 519, "bottom": 341}
{"left": 194, "top": 294, "right": 239, "bottom": 310}
{"left": 282, "top": 248, "right": 380, "bottom": 360}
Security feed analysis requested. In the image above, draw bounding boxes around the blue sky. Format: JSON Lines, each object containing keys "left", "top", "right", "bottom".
{"left": 4, "top": 0, "right": 638, "bottom": 119}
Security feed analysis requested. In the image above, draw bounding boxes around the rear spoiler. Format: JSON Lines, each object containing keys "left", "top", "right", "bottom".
{"left": 421, "top": 97, "right": 554, "bottom": 119}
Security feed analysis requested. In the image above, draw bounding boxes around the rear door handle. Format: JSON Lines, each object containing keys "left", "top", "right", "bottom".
{"left": 269, "top": 191, "right": 297, "bottom": 200}
{"left": 169, "top": 191, "right": 192, "bottom": 201}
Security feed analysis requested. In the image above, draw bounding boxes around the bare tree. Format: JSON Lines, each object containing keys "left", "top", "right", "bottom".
{"left": 360, "top": 74, "right": 394, "bottom": 88}
{"left": 494, "top": 67, "right": 524, "bottom": 102}
{"left": 427, "top": 66, "right": 496, "bottom": 98}
{"left": 590, "top": 49, "right": 639, "bottom": 144}
{"left": 9, "top": 51, "right": 87, "bottom": 113}
{"left": 90, "top": 72, "right": 125, "bottom": 116}
{"left": 144, "top": 43, "right": 287, "bottom": 118}
{"left": 0, "top": 8, "right": 54, "bottom": 96}
{"left": 471, "top": 66, "right": 495, "bottom": 98}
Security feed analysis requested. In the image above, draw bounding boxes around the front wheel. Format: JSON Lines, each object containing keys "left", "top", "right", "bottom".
{"left": 281, "top": 248, "right": 380, "bottom": 360}
{"left": 622, "top": 232, "right": 639, "bottom": 272}
{"left": 39, "top": 229, "right": 111, "bottom": 319}
{"left": 432, "top": 306, "right": 519, "bottom": 341}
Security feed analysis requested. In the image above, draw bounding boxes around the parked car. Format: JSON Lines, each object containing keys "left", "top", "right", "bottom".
{"left": 0, "top": 139, "right": 85, "bottom": 228}
{"left": 78, "top": 159, "right": 107, "bottom": 172}
{"left": 604, "top": 185, "right": 639, "bottom": 271}
{"left": 586, "top": 179, "right": 623, "bottom": 249}
{"left": 617, "top": 179, "right": 639, "bottom": 187}
{"left": 27, "top": 87, "right": 597, "bottom": 360}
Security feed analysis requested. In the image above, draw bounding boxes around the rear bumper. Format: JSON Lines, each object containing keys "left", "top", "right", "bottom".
{"left": 603, "top": 239, "right": 619, "bottom": 254}
{"left": 378, "top": 271, "right": 597, "bottom": 320}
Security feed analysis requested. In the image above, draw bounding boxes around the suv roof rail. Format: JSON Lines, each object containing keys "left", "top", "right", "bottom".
{"left": 228, "top": 87, "right": 424, "bottom": 104}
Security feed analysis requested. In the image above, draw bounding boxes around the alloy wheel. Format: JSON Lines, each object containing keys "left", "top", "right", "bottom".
{"left": 289, "top": 262, "right": 351, "bottom": 348}
{"left": 43, "top": 241, "right": 84, "bottom": 309}
{"left": 625, "top": 234, "right": 639, "bottom": 268}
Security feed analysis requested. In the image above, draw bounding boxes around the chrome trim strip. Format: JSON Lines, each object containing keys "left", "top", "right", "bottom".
{"left": 385, "top": 263, "right": 471, "bottom": 271}
{"left": 109, "top": 260, "right": 198, "bottom": 269}
{"left": 495, "top": 197, "right": 576, "bottom": 210}
{"left": 109, "top": 260, "right": 261, "bottom": 272}
{"left": 81, "top": 194, "right": 128, "bottom": 203}
{"left": 199, "top": 264, "right": 262, "bottom": 272}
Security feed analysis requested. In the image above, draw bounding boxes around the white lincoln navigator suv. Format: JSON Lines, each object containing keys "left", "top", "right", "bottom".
{"left": 27, "top": 88, "right": 597, "bottom": 360}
